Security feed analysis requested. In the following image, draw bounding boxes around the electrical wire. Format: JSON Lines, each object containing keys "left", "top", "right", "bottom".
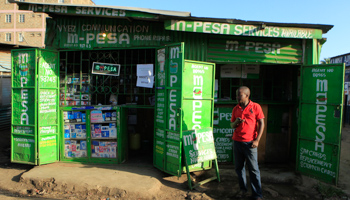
{"left": 0, "top": 64, "right": 11, "bottom": 71}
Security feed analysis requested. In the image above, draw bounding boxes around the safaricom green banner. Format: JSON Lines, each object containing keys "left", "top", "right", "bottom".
{"left": 165, "top": 20, "right": 323, "bottom": 39}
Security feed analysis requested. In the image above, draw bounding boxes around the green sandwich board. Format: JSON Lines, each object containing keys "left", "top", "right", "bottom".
{"left": 153, "top": 43, "right": 216, "bottom": 177}
{"left": 11, "top": 49, "right": 59, "bottom": 165}
{"left": 183, "top": 127, "right": 220, "bottom": 190}
{"left": 297, "top": 64, "right": 344, "bottom": 185}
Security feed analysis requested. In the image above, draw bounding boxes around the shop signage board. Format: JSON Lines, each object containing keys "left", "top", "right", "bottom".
{"left": 297, "top": 64, "right": 344, "bottom": 185}
{"left": 17, "top": 3, "right": 158, "bottom": 19}
{"left": 208, "top": 35, "right": 303, "bottom": 64}
{"left": 45, "top": 17, "right": 172, "bottom": 50}
{"left": 213, "top": 107, "right": 233, "bottom": 162}
{"left": 11, "top": 49, "right": 59, "bottom": 165}
{"left": 92, "top": 62, "right": 120, "bottom": 76}
{"left": 182, "top": 127, "right": 220, "bottom": 190}
{"left": 154, "top": 43, "right": 216, "bottom": 177}
{"left": 164, "top": 20, "right": 323, "bottom": 39}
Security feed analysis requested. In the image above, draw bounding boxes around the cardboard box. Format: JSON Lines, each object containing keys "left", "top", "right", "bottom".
{"left": 80, "top": 140, "right": 86, "bottom": 150}
{"left": 112, "top": 112, "right": 117, "bottom": 120}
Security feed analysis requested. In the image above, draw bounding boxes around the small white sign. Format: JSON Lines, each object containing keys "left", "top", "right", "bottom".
{"left": 137, "top": 64, "right": 154, "bottom": 76}
{"left": 137, "top": 76, "right": 154, "bottom": 88}
{"left": 220, "top": 64, "right": 241, "bottom": 78}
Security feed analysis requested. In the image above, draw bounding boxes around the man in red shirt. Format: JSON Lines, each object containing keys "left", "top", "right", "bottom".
{"left": 231, "top": 86, "right": 264, "bottom": 200}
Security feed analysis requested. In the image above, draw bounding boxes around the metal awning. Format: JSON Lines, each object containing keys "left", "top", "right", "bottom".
{"left": 9, "top": 0, "right": 333, "bottom": 35}
{"left": 8, "top": 0, "right": 191, "bottom": 19}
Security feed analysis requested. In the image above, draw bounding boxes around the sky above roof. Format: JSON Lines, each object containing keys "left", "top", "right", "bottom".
{"left": 94, "top": 0, "right": 349, "bottom": 61}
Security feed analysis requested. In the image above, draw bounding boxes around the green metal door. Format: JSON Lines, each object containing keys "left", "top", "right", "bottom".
{"left": 37, "top": 49, "right": 59, "bottom": 165}
{"left": 154, "top": 43, "right": 184, "bottom": 176}
{"left": 154, "top": 43, "right": 215, "bottom": 176}
{"left": 297, "top": 64, "right": 344, "bottom": 185}
{"left": 11, "top": 49, "right": 59, "bottom": 165}
{"left": 11, "top": 49, "right": 38, "bottom": 165}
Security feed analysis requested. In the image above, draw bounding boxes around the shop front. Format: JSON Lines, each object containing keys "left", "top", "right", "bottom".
{"left": 10, "top": 1, "right": 344, "bottom": 185}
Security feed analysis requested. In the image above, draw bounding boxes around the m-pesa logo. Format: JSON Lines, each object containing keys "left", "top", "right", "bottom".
{"left": 18, "top": 53, "right": 29, "bottom": 125}
{"left": 168, "top": 46, "right": 180, "bottom": 131}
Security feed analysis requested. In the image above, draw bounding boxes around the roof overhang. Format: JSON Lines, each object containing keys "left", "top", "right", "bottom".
{"left": 8, "top": 0, "right": 191, "bottom": 20}
{"left": 9, "top": 0, "right": 333, "bottom": 38}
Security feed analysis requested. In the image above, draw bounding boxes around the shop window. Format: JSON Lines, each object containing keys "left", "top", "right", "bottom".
{"left": 5, "top": 33, "right": 11, "bottom": 42}
{"left": 215, "top": 64, "right": 299, "bottom": 103}
{"left": 5, "top": 15, "right": 11, "bottom": 23}
{"left": 19, "top": 14, "right": 25, "bottom": 23}
{"left": 59, "top": 50, "right": 155, "bottom": 106}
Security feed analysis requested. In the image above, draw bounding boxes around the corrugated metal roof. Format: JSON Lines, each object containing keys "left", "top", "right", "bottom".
{"left": 8, "top": 0, "right": 333, "bottom": 34}
{"left": 8, "top": 0, "right": 191, "bottom": 17}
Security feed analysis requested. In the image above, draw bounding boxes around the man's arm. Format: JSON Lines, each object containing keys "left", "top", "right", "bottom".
{"left": 252, "top": 118, "right": 264, "bottom": 148}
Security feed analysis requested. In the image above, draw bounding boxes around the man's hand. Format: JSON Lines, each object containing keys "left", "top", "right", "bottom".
{"left": 230, "top": 117, "right": 245, "bottom": 128}
{"left": 252, "top": 139, "right": 259, "bottom": 148}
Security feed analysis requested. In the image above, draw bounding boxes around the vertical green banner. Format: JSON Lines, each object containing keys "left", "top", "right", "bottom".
{"left": 297, "top": 64, "right": 344, "bottom": 185}
{"left": 213, "top": 107, "right": 233, "bottom": 162}
{"left": 11, "top": 49, "right": 37, "bottom": 164}
{"left": 38, "top": 49, "right": 59, "bottom": 165}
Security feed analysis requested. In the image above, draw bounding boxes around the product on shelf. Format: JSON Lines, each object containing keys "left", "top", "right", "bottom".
{"left": 64, "top": 140, "right": 87, "bottom": 158}
{"left": 91, "top": 141, "right": 117, "bottom": 158}
{"left": 63, "top": 111, "right": 84, "bottom": 123}
{"left": 91, "top": 123, "right": 117, "bottom": 138}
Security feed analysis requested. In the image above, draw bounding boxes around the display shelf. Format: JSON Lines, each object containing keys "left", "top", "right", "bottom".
{"left": 60, "top": 72, "right": 91, "bottom": 106}
{"left": 91, "top": 120, "right": 117, "bottom": 124}
{"left": 64, "top": 122, "right": 86, "bottom": 124}
{"left": 91, "top": 137, "right": 117, "bottom": 140}
{"left": 65, "top": 137, "right": 87, "bottom": 140}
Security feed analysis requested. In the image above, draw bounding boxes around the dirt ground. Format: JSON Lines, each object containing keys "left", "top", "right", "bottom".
{"left": 0, "top": 127, "right": 349, "bottom": 200}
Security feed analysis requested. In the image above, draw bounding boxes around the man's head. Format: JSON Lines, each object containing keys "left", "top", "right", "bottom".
{"left": 236, "top": 86, "right": 250, "bottom": 104}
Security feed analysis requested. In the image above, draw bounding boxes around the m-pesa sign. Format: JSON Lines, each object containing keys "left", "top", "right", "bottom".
{"left": 165, "top": 20, "right": 323, "bottom": 39}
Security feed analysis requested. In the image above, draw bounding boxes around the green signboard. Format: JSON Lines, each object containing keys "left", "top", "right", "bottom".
{"left": 183, "top": 128, "right": 217, "bottom": 165}
{"left": 92, "top": 62, "right": 121, "bottom": 76}
{"left": 45, "top": 17, "right": 172, "bottom": 50}
{"left": 208, "top": 35, "right": 303, "bottom": 64}
{"left": 18, "top": 3, "right": 158, "bottom": 19}
{"left": 213, "top": 107, "right": 233, "bottom": 162}
{"left": 165, "top": 20, "right": 323, "bottom": 39}
{"left": 297, "top": 64, "right": 344, "bottom": 185}
{"left": 153, "top": 43, "right": 216, "bottom": 177}
{"left": 11, "top": 49, "right": 59, "bottom": 165}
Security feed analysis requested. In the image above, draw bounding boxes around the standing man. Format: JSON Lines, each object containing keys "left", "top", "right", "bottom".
{"left": 231, "top": 86, "right": 264, "bottom": 200}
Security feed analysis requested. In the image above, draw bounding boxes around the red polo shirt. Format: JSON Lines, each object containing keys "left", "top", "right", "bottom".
{"left": 231, "top": 101, "right": 264, "bottom": 142}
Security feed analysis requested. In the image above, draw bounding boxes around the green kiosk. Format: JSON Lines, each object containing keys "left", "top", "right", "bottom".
{"left": 10, "top": 0, "right": 344, "bottom": 186}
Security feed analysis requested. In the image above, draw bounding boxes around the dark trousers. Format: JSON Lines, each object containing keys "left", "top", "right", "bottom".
{"left": 234, "top": 140, "right": 263, "bottom": 198}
